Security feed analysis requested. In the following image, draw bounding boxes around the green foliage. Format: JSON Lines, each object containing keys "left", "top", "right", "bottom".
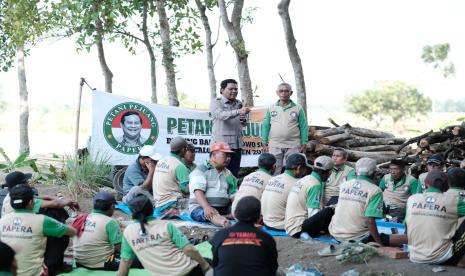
{"left": 0, "top": 0, "right": 54, "bottom": 72}
{"left": 0, "top": 147, "right": 59, "bottom": 182}
{"left": 0, "top": 147, "right": 38, "bottom": 173}
{"left": 54, "top": 0, "right": 131, "bottom": 52}
{"left": 421, "top": 43, "right": 455, "bottom": 78}
{"left": 61, "top": 152, "right": 113, "bottom": 198}
{"left": 336, "top": 243, "right": 378, "bottom": 264}
{"left": 346, "top": 81, "right": 432, "bottom": 124}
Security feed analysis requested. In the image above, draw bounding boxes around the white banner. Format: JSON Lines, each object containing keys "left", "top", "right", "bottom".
{"left": 91, "top": 91, "right": 266, "bottom": 166}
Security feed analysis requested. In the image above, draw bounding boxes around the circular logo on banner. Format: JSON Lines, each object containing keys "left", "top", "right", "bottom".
{"left": 103, "top": 102, "right": 159, "bottom": 154}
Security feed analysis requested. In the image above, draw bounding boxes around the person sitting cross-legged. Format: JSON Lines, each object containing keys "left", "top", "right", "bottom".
{"left": 329, "top": 158, "right": 407, "bottom": 246}
{"left": 211, "top": 196, "right": 278, "bottom": 276}
{"left": 74, "top": 192, "right": 123, "bottom": 271}
{"left": 406, "top": 171, "right": 465, "bottom": 267}
{"left": 285, "top": 156, "right": 334, "bottom": 238}
{"left": 231, "top": 153, "right": 276, "bottom": 215}
{"left": 261, "top": 153, "right": 311, "bottom": 231}
{"left": 117, "top": 194, "right": 210, "bottom": 276}
{"left": 446, "top": 167, "right": 465, "bottom": 226}
{"left": 189, "top": 142, "right": 238, "bottom": 228}
{"left": 380, "top": 159, "right": 420, "bottom": 221}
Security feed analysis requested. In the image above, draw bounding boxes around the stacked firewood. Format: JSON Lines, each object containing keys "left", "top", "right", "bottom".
{"left": 306, "top": 123, "right": 406, "bottom": 164}
{"left": 394, "top": 122, "right": 465, "bottom": 175}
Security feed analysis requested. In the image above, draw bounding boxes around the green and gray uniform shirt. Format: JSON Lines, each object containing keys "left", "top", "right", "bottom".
{"left": 324, "top": 164, "right": 356, "bottom": 203}
{"left": 380, "top": 174, "right": 420, "bottom": 209}
{"left": 261, "top": 100, "right": 308, "bottom": 149}
{"left": 329, "top": 176, "right": 384, "bottom": 241}
{"left": 261, "top": 170, "right": 298, "bottom": 230}
{"left": 74, "top": 210, "right": 122, "bottom": 268}
{"left": 189, "top": 160, "right": 237, "bottom": 213}
{"left": 0, "top": 209, "right": 69, "bottom": 276}
{"left": 285, "top": 172, "right": 325, "bottom": 236}
{"left": 152, "top": 153, "right": 191, "bottom": 208}
{"left": 121, "top": 217, "right": 198, "bottom": 275}
{"left": 406, "top": 188, "right": 465, "bottom": 264}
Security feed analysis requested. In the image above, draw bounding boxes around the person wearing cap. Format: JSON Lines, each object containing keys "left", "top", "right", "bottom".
{"left": 418, "top": 154, "right": 445, "bottom": 192}
{"left": 329, "top": 158, "right": 394, "bottom": 245}
{"left": 210, "top": 79, "right": 250, "bottom": 178}
{"left": 261, "top": 153, "right": 310, "bottom": 231}
{"left": 324, "top": 148, "right": 356, "bottom": 206}
{"left": 189, "top": 142, "right": 237, "bottom": 227}
{"left": 285, "top": 155, "right": 334, "bottom": 238}
{"left": 2, "top": 171, "right": 80, "bottom": 217}
{"left": 122, "top": 145, "right": 161, "bottom": 195}
{"left": 0, "top": 241, "right": 17, "bottom": 276}
{"left": 117, "top": 194, "right": 210, "bottom": 276}
{"left": 74, "top": 192, "right": 123, "bottom": 270}
{"left": 405, "top": 171, "right": 465, "bottom": 266}
{"left": 261, "top": 83, "right": 309, "bottom": 176}
{"left": 152, "top": 136, "right": 192, "bottom": 217}
{"left": 211, "top": 196, "right": 278, "bottom": 276}
{"left": 183, "top": 141, "right": 197, "bottom": 172}
{"left": 446, "top": 167, "right": 465, "bottom": 226}
{"left": 380, "top": 159, "right": 420, "bottom": 221}
{"left": 0, "top": 185, "right": 76, "bottom": 276}
{"left": 231, "top": 153, "right": 276, "bottom": 215}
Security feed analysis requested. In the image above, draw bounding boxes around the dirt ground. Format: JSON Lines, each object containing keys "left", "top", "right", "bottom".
{"left": 34, "top": 183, "right": 465, "bottom": 276}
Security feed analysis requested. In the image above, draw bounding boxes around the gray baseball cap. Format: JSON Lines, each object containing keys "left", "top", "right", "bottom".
{"left": 313, "top": 156, "right": 334, "bottom": 171}
{"left": 170, "top": 136, "right": 188, "bottom": 152}
{"left": 355, "top": 158, "right": 377, "bottom": 176}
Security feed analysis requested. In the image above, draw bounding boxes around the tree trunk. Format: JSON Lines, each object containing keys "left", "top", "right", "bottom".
{"left": 142, "top": 0, "right": 157, "bottom": 103}
{"left": 338, "top": 137, "right": 406, "bottom": 148}
{"left": 92, "top": 0, "right": 113, "bottom": 93}
{"left": 318, "top": 133, "right": 351, "bottom": 144}
{"left": 195, "top": 0, "right": 217, "bottom": 100}
{"left": 277, "top": 0, "right": 307, "bottom": 115}
{"left": 17, "top": 45, "right": 30, "bottom": 154}
{"left": 156, "top": 0, "right": 179, "bottom": 106}
{"left": 218, "top": 0, "right": 254, "bottom": 106}
{"left": 315, "top": 144, "right": 398, "bottom": 164}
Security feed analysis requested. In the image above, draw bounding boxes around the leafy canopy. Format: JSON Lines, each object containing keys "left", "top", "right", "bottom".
{"left": 346, "top": 81, "right": 432, "bottom": 123}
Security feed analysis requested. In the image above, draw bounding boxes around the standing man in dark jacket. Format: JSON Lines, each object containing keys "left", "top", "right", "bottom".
{"left": 210, "top": 79, "right": 250, "bottom": 177}
{"left": 211, "top": 196, "right": 278, "bottom": 276}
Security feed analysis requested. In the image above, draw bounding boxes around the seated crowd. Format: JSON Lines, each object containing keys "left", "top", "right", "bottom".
{"left": 1, "top": 137, "right": 465, "bottom": 276}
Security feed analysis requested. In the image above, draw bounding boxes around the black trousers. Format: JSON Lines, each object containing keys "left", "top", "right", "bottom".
{"left": 444, "top": 219, "right": 465, "bottom": 265}
{"left": 227, "top": 148, "right": 242, "bottom": 177}
{"left": 39, "top": 208, "right": 70, "bottom": 276}
{"left": 292, "top": 207, "right": 335, "bottom": 238}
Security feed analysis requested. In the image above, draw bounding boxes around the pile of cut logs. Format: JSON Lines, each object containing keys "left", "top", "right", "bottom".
{"left": 394, "top": 122, "right": 465, "bottom": 175}
{"left": 305, "top": 122, "right": 465, "bottom": 176}
{"left": 307, "top": 123, "right": 406, "bottom": 164}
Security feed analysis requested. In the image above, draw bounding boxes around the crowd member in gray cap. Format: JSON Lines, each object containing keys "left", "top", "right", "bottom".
{"left": 152, "top": 136, "right": 191, "bottom": 218}
{"left": 122, "top": 145, "right": 162, "bottom": 196}
{"left": 211, "top": 196, "right": 278, "bottom": 276}
{"left": 74, "top": 192, "right": 124, "bottom": 271}
{"left": 183, "top": 141, "right": 197, "bottom": 172}
{"left": 418, "top": 154, "right": 445, "bottom": 192}
{"left": 261, "top": 153, "right": 311, "bottom": 231}
{"left": 406, "top": 171, "right": 465, "bottom": 266}
{"left": 329, "top": 158, "right": 407, "bottom": 246}
{"left": 285, "top": 155, "right": 334, "bottom": 238}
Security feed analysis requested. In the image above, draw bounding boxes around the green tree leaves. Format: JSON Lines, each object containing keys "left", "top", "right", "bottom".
{"left": 421, "top": 43, "right": 455, "bottom": 78}
{"left": 347, "top": 81, "right": 432, "bottom": 126}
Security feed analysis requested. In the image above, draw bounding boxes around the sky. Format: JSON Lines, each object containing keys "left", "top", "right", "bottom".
{"left": 0, "top": 0, "right": 464, "bottom": 112}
